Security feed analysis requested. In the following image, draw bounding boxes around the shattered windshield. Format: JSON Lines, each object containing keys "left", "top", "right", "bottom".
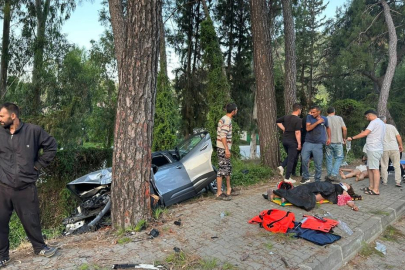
{"left": 176, "top": 133, "right": 206, "bottom": 160}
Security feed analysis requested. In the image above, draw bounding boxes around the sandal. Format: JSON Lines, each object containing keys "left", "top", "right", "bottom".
{"left": 262, "top": 194, "right": 268, "bottom": 200}
{"left": 361, "top": 187, "right": 371, "bottom": 192}
{"left": 228, "top": 189, "right": 240, "bottom": 196}
{"left": 216, "top": 193, "right": 231, "bottom": 201}
{"left": 364, "top": 190, "right": 379, "bottom": 195}
{"left": 396, "top": 184, "right": 402, "bottom": 188}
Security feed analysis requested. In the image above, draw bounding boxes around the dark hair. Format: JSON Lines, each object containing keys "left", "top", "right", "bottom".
{"left": 1, "top": 102, "right": 20, "bottom": 118}
{"left": 327, "top": 107, "right": 335, "bottom": 114}
{"left": 364, "top": 109, "right": 377, "bottom": 116}
{"left": 347, "top": 185, "right": 355, "bottom": 196}
{"left": 293, "top": 103, "right": 302, "bottom": 111}
{"left": 226, "top": 103, "right": 237, "bottom": 113}
{"left": 310, "top": 105, "right": 321, "bottom": 112}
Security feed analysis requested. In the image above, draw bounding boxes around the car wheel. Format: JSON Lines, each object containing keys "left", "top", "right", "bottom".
{"left": 208, "top": 179, "right": 225, "bottom": 194}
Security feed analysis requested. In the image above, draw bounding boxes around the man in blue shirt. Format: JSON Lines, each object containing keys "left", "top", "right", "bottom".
{"left": 301, "top": 106, "right": 331, "bottom": 183}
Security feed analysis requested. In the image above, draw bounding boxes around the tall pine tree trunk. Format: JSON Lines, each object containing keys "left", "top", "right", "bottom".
{"left": 31, "top": 0, "right": 50, "bottom": 115}
{"left": 377, "top": 0, "right": 397, "bottom": 118}
{"left": 109, "top": 0, "right": 160, "bottom": 229}
{"left": 0, "top": 0, "right": 11, "bottom": 100}
{"left": 281, "top": 0, "right": 297, "bottom": 114}
{"left": 250, "top": 0, "right": 279, "bottom": 168}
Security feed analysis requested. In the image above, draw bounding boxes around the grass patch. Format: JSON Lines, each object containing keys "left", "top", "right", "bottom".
{"left": 358, "top": 241, "right": 384, "bottom": 258}
{"left": 198, "top": 258, "right": 217, "bottom": 269}
{"left": 153, "top": 207, "right": 168, "bottom": 220}
{"left": 265, "top": 242, "right": 273, "bottom": 250}
{"left": 381, "top": 225, "right": 405, "bottom": 242}
{"left": 117, "top": 237, "right": 131, "bottom": 245}
{"left": 78, "top": 264, "right": 90, "bottom": 270}
{"left": 221, "top": 262, "right": 239, "bottom": 270}
{"left": 134, "top": 219, "right": 147, "bottom": 232}
{"left": 370, "top": 210, "right": 390, "bottom": 216}
{"left": 164, "top": 251, "right": 201, "bottom": 269}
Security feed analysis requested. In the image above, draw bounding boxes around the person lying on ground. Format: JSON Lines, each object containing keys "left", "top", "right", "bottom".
{"left": 264, "top": 182, "right": 359, "bottom": 211}
{"left": 339, "top": 165, "right": 369, "bottom": 182}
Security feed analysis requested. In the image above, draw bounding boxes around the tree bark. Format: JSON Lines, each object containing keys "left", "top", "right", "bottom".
{"left": 0, "top": 0, "right": 11, "bottom": 100}
{"left": 377, "top": 0, "right": 397, "bottom": 118}
{"left": 281, "top": 0, "right": 297, "bottom": 114}
{"left": 109, "top": 0, "right": 160, "bottom": 229}
{"left": 250, "top": 0, "right": 279, "bottom": 168}
{"left": 159, "top": 2, "right": 167, "bottom": 77}
{"left": 31, "top": 0, "right": 51, "bottom": 115}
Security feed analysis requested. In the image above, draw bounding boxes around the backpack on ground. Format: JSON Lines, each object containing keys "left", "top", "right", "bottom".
{"left": 248, "top": 209, "right": 295, "bottom": 233}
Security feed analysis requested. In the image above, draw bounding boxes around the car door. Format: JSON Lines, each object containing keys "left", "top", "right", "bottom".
{"left": 179, "top": 132, "right": 216, "bottom": 192}
{"left": 151, "top": 152, "right": 194, "bottom": 206}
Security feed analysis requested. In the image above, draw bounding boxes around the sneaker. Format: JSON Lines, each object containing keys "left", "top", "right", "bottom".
{"left": 326, "top": 175, "right": 339, "bottom": 182}
{"left": 37, "top": 246, "right": 58, "bottom": 258}
{"left": 300, "top": 178, "right": 310, "bottom": 184}
{"left": 277, "top": 166, "right": 284, "bottom": 176}
{"left": 0, "top": 258, "right": 10, "bottom": 268}
{"left": 284, "top": 178, "right": 296, "bottom": 184}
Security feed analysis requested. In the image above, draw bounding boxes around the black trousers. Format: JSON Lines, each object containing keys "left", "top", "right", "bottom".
{"left": 281, "top": 140, "right": 298, "bottom": 179}
{"left": 0, "top": 183, "right": 46, "bottom": 259}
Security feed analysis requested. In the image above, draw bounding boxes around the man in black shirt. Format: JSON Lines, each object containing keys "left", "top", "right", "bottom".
{"left": 276, "top": 103, "right": 303, "bottom": 183}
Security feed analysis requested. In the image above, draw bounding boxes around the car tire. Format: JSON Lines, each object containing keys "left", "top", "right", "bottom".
{"left": 208, "top": 179, "right": 225, "bottom": 194}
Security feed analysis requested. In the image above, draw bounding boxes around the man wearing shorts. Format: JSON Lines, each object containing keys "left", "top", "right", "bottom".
{"left": 216, "top": 103, "right": 238, "bottom": 200}
{"left": 347, "top": 110, "right": 385, "bottom": 195}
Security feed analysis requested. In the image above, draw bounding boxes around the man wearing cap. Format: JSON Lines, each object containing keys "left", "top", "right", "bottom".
{"left": 379, "top": 116, "right": 403, "bottom": 187}
{"left": 347, "top": 110, "right": 385, "bottom": 195}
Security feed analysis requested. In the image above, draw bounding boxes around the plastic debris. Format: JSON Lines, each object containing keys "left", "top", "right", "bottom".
{"left": 375, "top": 242, "right": 387, "bottom": 255}
{"left": 173, "top": 247, "right": 181, "bottom": 253}
{"left": 220, "top": 212, "right": 225, "bottom": 219}
{"left": 338, "top": 220, "right": 353, "bottom": 235}
{"left": 324, "top": 211, "right": 333, "bottom": 218}
{"left": 148, "top": 228, "right": 159, "bottom": 238}
{"left": 174, "top": 219, "right": 181, "bottom": 226}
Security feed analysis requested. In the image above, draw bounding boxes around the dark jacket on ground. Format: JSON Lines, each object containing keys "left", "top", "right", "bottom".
{"left": 273, "top": 182, "right": 344, "bottom": 211}
{"left": 0, "top": 122, "right": 57, "bottom": 189}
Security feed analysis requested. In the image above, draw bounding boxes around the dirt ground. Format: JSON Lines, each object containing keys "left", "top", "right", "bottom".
{"left": 342, "top": 215, "right": 405, "bottom": 270}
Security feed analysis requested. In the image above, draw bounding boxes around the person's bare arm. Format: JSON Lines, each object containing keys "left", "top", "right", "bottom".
{"left": 326, "top": 127, "right": 331, "bottom": 145}
{"left": 396, "top": 134, "right": 403, "bottom": 152}
{"left": 277, "top": 123, "right": 285, "bottom": 132}
{"left": 347, "top": 201, "right": 359, "bottom": 211}
{"left": 347, "top": 129, "right": 371, "bottom": 141}
{"left": 295, "top": 130, "right": 301, "bottom": 150}
{"left": 342, "top": 126, "right": 347, "bottom": 143}
{"left": 221, "top": 137, "right": 231, "bottom": 158}
{"left": 306, "top": 117, "right": 324, "bottom": 131}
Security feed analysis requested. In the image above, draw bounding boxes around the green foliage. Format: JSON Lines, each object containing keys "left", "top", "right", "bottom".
{"left": 231, "top": 160, "right": 273, "bottom": 186}
{"left": 153, "top": 207, "right": 168, "bottom": 220}
{"left": 9, "top": 213, "right": 27, "bottom": 250}
{"left": 134, "top": 219, "right": 147, "bottom": 232}
{"left": 117, "top": 237, "right": 132, "bottom": 245}
{"left": 332, "top": 99, "right": 367, "bottom": 156}
{"left": 153, "top": 70, "right": 180, "bottom": 151}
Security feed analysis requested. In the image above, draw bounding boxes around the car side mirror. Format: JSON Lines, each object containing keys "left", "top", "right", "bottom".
{"left": 152, "top": 164, "right": 159, "bottom": 174}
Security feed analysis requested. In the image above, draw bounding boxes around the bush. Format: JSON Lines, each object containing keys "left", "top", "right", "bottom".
{"left": 231, "top": 159, "right": 273, "bottom": 186}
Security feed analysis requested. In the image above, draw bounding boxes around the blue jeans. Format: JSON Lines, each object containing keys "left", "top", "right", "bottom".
{"left": 302, "top": 142, "right": 323, "bottom": 181}
{"left": 325, "top": 143, "right": 344, "bottom": 177}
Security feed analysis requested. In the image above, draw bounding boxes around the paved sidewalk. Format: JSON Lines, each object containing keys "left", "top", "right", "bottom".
{"left": 5, "top": 172, "right": 405, "bottom": 270}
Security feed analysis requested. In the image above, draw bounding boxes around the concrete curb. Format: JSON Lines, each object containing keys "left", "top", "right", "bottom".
{"left": 300, "top": 197, "right": 405, "bottom": 270}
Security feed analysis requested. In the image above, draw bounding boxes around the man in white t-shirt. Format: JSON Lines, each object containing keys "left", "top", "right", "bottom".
{"left": 379, "top": 116, "right": 403, "bottom": 187}
{"left": 347, "top": 110, "right": 385, "bottom": 195}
